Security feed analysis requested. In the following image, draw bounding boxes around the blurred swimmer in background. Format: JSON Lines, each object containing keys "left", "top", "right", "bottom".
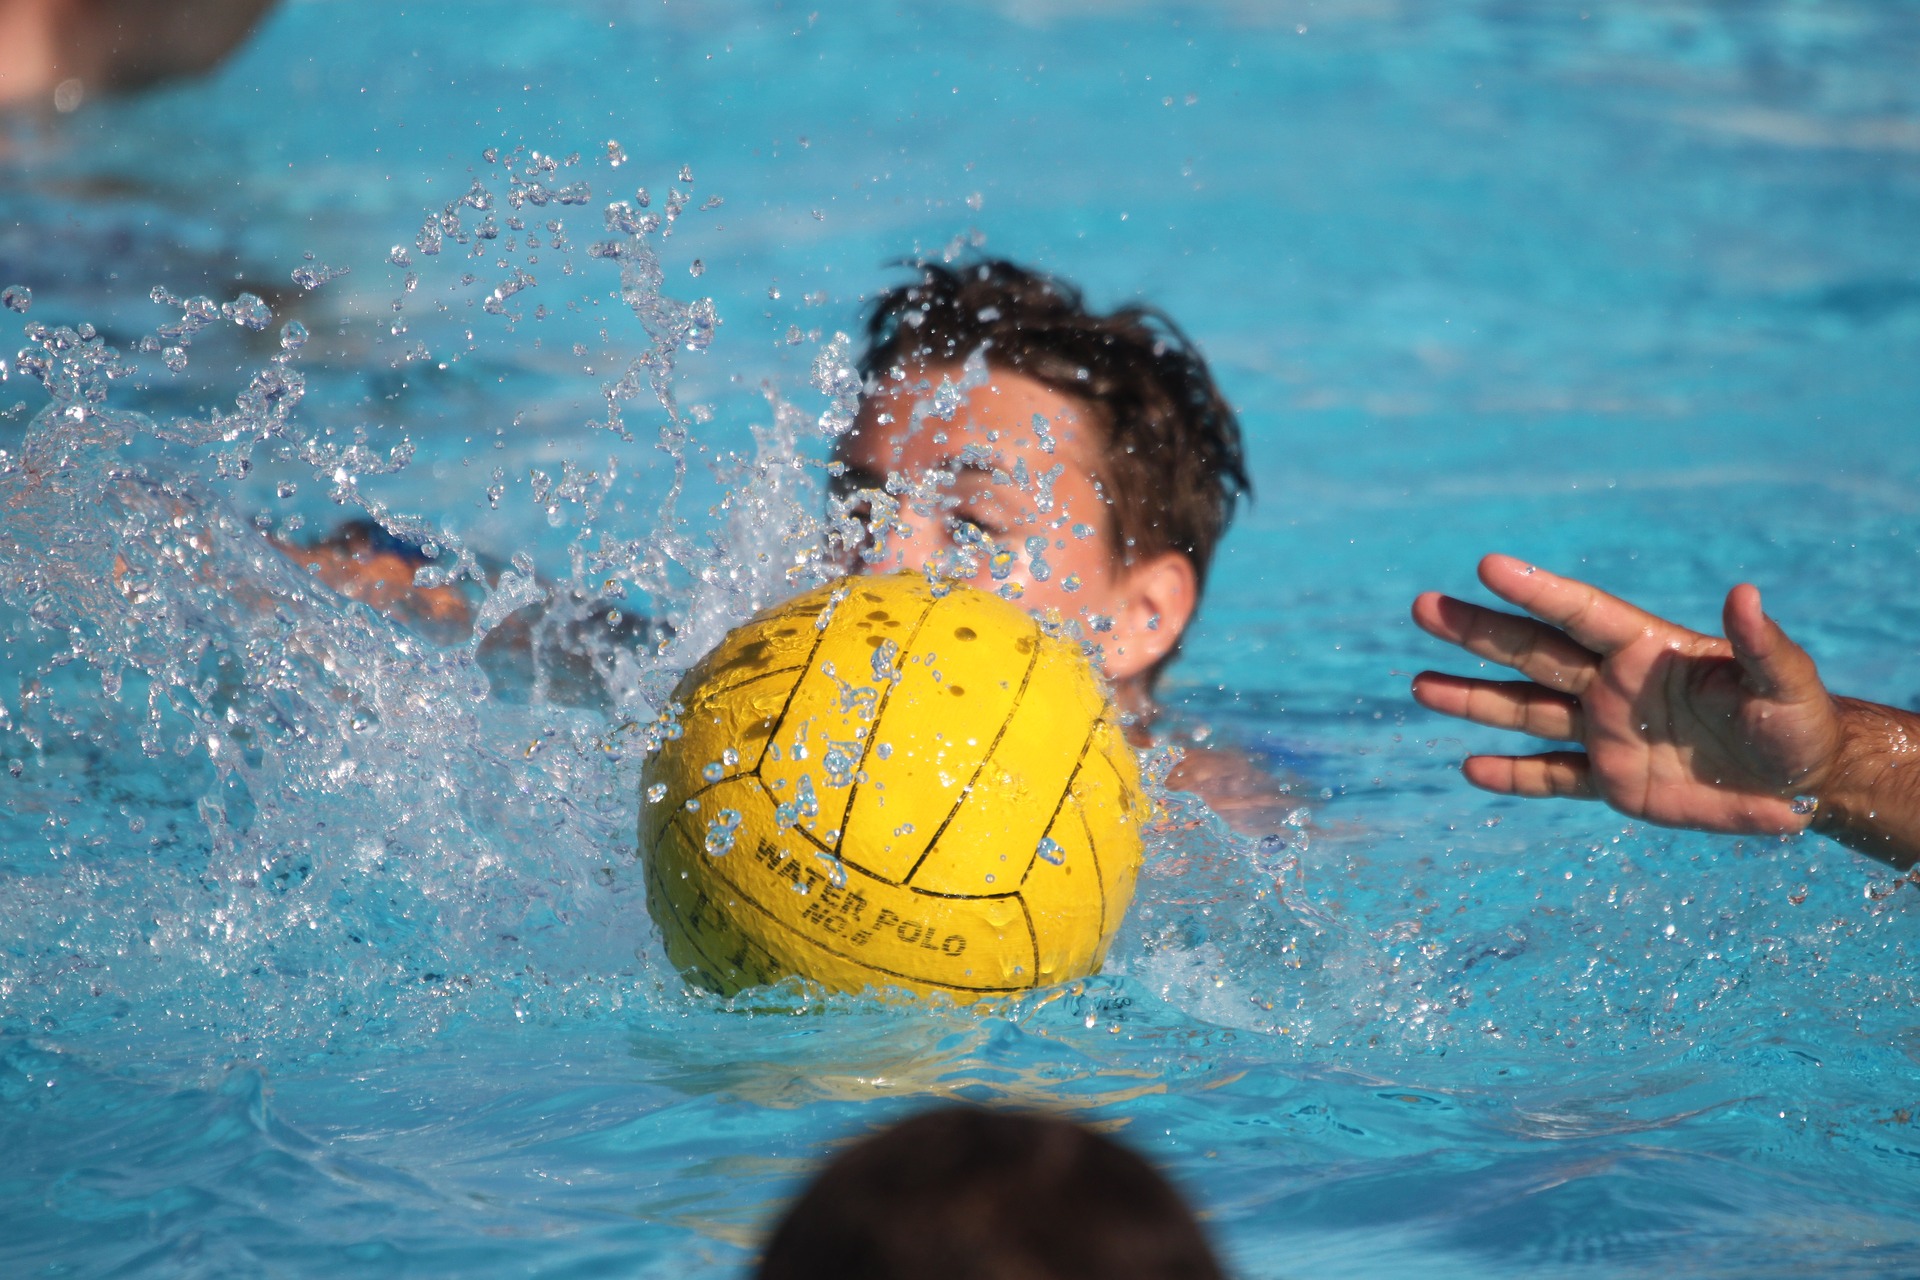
{"left": 1415, "top": 555, "right": 1920, "bottom": 868}
{"left": 0, "top": 0, "right": 276, "bottom": 111}
{"left": 756, "top": 1106, "right": 1226, "bottom": 1280}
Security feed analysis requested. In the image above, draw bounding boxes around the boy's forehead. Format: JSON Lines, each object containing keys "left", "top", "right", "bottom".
{"left": 845, "top": 361, "right": 1101, "bottom": 466}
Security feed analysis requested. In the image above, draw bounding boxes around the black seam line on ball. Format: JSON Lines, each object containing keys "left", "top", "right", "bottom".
{"left": 905, "top": 884, "right": 1021, "bottom": 902}
{"left": 1016, "top": 723, "right": 1099, "bottom": 892}
{"left": 683, "top": 761, "right": 769, "bottom": 808}
{"left": 1074, "top": 784, "right": 1107, "bottom": 941}
{"left": 710, "top": 664, "right": 810, "bottom": 775}
{"left": 1014, "top": 891, "right": 1040, "bottom": 975}
{"left": 645, "top": 774, "right": 727, "bottom": 850}
{"left": 698, "top": 657, "right": 812, "bottom": 712}
{"left": 646, "top": 768, "right": 773, "bottom": 852}
{"left": 901, "top": 613, "right": 1044, "bottom": 888}
{"left": 1090, "top": 747, "right": 1136, "bottom": 819}
{"left": 690, "top": 845, "right": 1037, "bottom": 994}
{"left": 835, "top": 590, "right": 939, "bottom": 834}
{"left": 780, "top": 810, "right": 893, "bottom": 888}
{"left": 751, "top": 618, "right": 836, "bottom": 783}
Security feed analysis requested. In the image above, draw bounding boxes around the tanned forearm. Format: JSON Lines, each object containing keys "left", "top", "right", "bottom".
{"left": 1809, "top": 697, "right": 1920, "bottom": 870}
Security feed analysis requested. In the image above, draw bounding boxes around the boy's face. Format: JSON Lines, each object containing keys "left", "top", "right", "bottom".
{"left": 833, "top": 361, "right": 1193, "bottom": 688}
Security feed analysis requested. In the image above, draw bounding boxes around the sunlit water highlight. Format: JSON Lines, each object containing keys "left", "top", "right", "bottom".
{"left": 4, "top": 3, "right": 1920, "bottom": 1276}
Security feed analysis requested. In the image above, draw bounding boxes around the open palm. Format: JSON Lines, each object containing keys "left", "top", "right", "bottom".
{"left": 1410, "top": 555, "right": 1844, "bottom": 836}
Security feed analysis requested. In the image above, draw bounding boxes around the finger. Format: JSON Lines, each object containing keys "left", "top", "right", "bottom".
{"left": 1460, "top": 751, "right": 1599, "bottom": 800}
{"left": 1411, "top": 591, "right": 1601, "bottom": 693}
{"left": 1476, "top": 554, "right": 1677, "bottom": 657}
{"left": 1722, "top": 583, "right": 1826, "bottom": 704}
{"left": 1411, "top": 672, "right": 1584, "bottom": 741}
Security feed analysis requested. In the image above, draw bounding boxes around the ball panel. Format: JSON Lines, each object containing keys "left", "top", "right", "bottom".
{"left": 681, "top": 583, "right": 832, "bottom": 702}
{"left": 1069, "top": 724, "right": 1149, "bottom": 928}
{"left": 1023, "top": 787, "right": 1106, "bottom": 944}
{"left": 643, "top": 819, "right": 788, "bottom": 993}
{"left": 840, "top": 592, "right": 1040, "bottom": 885}
{"left": 754, "top": 582, "right": 940, "bottom": 872}
{"left": 643, "top": 667, "right": 798, "bottom": 848}
{"left": 653, "top": 775, "right": 1044, "bottom": 995}
{"left": 907, "top": 632, "right": 1107, "bottom": 898}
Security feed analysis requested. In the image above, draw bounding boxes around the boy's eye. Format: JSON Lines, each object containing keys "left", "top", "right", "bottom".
{"left": 947, "top": 514, "right": 1003, "bottom": 543}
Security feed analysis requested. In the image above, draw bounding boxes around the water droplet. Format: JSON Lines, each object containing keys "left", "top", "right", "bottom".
{"left": 1791, "top": 795, "right": 1819, "bottom": 816}
{"left": 223, "top": 292, "right": 272, "bottom": 331}
{"left": 291, "top": 262, "right": 349, "bottom": 291}
{"left": 646, "top": 783, "right": 668, "bottom": 803}
{"left": 702, "top": 761, "right": 725, "bottom": 782}
{"left": 704, "top": 809, "right": 743, "bottom": 856}
{"left": 1, "top": 285, "right": 31, "bottom": 314}
{"left": 1036, "top": 836, "right": 1066, "bottom": 866}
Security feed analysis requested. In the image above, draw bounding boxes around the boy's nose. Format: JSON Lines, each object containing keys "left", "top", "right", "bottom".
{"left": 857, "top": 512, "right": 943, "bottom": 576}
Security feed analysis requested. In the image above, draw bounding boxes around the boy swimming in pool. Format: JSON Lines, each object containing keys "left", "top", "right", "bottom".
{"left": 293, "top": 256, "right": 1286, "bottom": 826}
{"left": 827, "top": 258, "right": 1282, "bottom": 826}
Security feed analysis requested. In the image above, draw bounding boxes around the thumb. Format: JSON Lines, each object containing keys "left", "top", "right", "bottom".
{"left": 1723, "top": 583, "right": 1823, "bottom": 702}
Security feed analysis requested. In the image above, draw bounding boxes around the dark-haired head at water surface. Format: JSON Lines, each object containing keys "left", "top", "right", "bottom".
{"left": 757, "top": 1105, "right": 1227, "bottom": 1280}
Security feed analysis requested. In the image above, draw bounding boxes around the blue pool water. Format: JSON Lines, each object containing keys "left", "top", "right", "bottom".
{"left": 4, "top": 2, "right": 1920, "bottom": 1275}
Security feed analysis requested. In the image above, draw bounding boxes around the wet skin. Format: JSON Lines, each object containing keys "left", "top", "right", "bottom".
{"left": 1413, "top": 554, "right": 1920, "bottom": 869}
{"left": 833, "top": 360, "right": 1195, "bottom": 714}
{"left": 836, "top": 360, "right": 1293, "bottom": 833}
{"left": 281, "top": 359, "right": 1295, "bottom": 831}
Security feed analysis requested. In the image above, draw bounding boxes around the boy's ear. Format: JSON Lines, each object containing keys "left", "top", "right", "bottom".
{"left": 1103, "top": 551, "right": 1197, "bottom": 683}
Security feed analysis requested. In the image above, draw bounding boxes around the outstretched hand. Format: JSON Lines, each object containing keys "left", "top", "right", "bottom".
{"left": 1410, "top": 555, "right": 1845, "bottom": 837}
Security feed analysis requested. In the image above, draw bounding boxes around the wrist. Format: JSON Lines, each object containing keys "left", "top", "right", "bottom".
{"left": 1808, "top": 697, "right": 1919, "bottom": 854}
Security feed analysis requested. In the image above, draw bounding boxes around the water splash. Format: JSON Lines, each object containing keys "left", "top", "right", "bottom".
{"left": 0, "top": 147, "right": 876, "bottom": 1061}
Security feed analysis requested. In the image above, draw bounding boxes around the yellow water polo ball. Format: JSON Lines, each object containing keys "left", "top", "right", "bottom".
{"left": 637, "top": 572, "right": 1148, "bottom": 1000}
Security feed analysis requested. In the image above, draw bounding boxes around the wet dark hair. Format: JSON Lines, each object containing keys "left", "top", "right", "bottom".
{"left": 755, "top": 1106, "right": 1227, "bottom": 1280}
{"left": 853, "top": 258, "right": 1250, "bottom": 598}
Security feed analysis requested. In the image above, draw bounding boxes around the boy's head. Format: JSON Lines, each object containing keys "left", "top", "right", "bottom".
{"left": 832, "top": 258, "right": 1248, "bottom": 700}
{"left": 755, "top": 1105, "right": 1226, "bottom": 1280}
